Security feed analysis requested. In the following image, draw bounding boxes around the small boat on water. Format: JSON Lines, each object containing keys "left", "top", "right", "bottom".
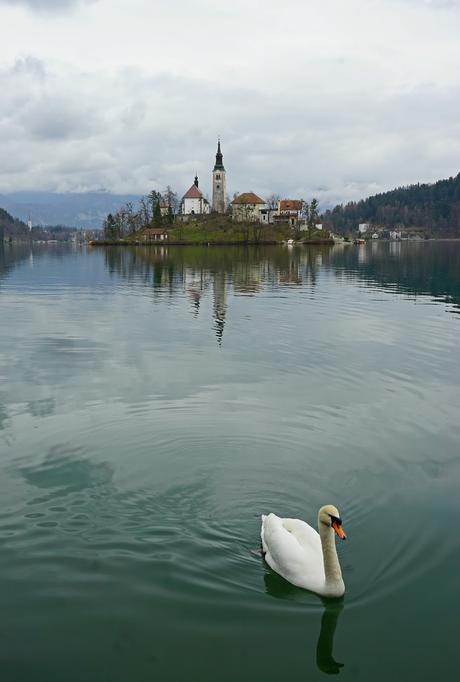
{"left": 353, "top": 238, "right": 365, "bottom": 245}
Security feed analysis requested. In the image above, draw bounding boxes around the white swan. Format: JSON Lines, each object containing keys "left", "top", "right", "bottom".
{"left": 261, "top": 504, "right": 347, "bottom": 597}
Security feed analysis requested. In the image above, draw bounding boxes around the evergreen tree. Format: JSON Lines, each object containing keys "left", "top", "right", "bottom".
{"left": 153, "top": 201, "right": 162, "bottom": 227}
{"left": 148, "top": 190, "right": 162, "bottom": 220}
{"left": 307, "top": 198, "right": 319, "bottom": 239}
{"left": 103, "top": 213, "right": 117, "bottom": 239}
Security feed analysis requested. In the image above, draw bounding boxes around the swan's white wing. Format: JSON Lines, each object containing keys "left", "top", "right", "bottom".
{"left": 281, "top": 517, "right": 322, "bottom": 553}
{"left": 261, "top": 513, "right": 325, "bottom": 593}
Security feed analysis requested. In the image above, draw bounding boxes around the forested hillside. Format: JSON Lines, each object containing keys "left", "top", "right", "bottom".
{"left": 0, "top": 208, "right": 80, "bottom": 242}
{"left": 323, "top": 173, "right": 460, "bottom": 235}
{"left": 0, "top": 208, "right": 28, "bottom": 240}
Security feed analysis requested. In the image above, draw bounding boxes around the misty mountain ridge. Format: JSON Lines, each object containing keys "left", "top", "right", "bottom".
{"left": 0, "top": 191, "right": 142, "bottom": 229}
{"left": 2, "top": 173, "right": 460, "bottom": 234}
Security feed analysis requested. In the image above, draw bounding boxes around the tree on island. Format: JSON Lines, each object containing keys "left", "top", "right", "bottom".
{"left": 300, "top": 198, "right": 319, "bottom": 240}
{"left": 124, "top": 202, "right": 140, "bottom": 235}
{"left": 153, "top": 200, "right": 163, "bottom": 227}
{"left": 148, "top": 190, "right": 162, "bottom": 219}
{"left": 266, "top": 193, "right": 281, "bottom": 210}
{"left": 139, "top": 197, "right": 152, "bottom": 227}
{"left": 164, "top": 186, "right": 178, "bottom": 224}
{"left": 103, "top": 213, "right": 117, "bottom": 239}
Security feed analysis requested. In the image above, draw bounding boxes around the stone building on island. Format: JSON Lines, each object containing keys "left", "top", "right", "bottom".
{"left": 276, "top": 199, "right": 304, "bottom": 227}
{"left": 142, "top": 227, "right": 169, "bottom": 242}
{"left": 231, "top": 192, "right": 267, "bottom": 222}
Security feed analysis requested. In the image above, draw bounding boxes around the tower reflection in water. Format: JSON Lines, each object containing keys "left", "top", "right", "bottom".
{"left": 102, "top": 242, "right": 460, "bottom": 349}
{"left": 264, "top": 571, "right": 345, "bottom": 676}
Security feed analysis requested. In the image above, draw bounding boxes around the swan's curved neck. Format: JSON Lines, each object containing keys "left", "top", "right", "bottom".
{"left": 318, "top": 521, "right": 343, "bottom": 589}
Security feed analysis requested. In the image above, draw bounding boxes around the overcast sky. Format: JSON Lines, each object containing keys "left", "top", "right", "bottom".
{"left": 0, "top": 0, "right": 459, "bottom": 205}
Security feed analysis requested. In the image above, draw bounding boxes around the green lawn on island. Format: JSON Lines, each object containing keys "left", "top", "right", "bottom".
{"left": 135, "top": 216, "right": 328, "bottom": 244}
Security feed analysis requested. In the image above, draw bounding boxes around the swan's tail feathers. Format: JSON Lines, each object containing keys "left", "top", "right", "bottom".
{"left": 261, "top": 514, "right": 268, "bottom": 555}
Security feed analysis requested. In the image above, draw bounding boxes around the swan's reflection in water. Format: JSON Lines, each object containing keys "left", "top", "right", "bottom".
{"left": 316, "top": 600, "right": 344, "bottom": 675}
{"left": 264, "top": 572, "right": 345, "bottom": 675}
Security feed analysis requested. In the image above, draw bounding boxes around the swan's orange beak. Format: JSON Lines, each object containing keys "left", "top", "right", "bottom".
{"left": 332, "top": 519, "right": 347, "bottom": 540}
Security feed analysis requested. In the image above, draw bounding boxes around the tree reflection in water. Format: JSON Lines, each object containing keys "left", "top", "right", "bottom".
{"left": 103, "top": 242, "right": 460, "bottom": 347}
{"left": 104, "top": 245, "right": 324, "bottom": 345}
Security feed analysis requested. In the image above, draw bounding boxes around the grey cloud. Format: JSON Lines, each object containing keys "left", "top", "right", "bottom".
{"left": 0, "top": 56, "right": 459, "bottom": 205}
{"left": 401, "top": 0, "right": 460, "bottom": 7}
{"left": 0, "top": 0, "right": 97, "bottom": 12}
{"left": 12, "top": 56, "right": 46, "bottom": 79}
{"left": 1, "top": 59, "right": 104, "bottom": 143}
{"left": 22, "top": 97, "right": 104, "bottom": 141}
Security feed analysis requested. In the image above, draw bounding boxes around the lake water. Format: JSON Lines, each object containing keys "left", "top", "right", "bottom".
{"left": 0, "top": 241, "right": 459, "bottom": 681}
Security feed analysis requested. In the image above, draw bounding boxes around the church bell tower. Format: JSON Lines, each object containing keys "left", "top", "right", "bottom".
{"left": 212, "top": 139, "right": 227, "bottom": 214}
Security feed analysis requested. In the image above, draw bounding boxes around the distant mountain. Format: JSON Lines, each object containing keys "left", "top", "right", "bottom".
{"left": 323, "top": 173, "right": 460, "bottom": 235}
{"left": 0, "top": 191, "right": 142, "bottom": 229}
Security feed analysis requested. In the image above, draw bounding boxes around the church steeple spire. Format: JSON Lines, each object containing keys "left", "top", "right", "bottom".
{"left": 212, "top": 138, "right": 227, "bottom": 214}
{"left": 213, "top": 139, "right": 225, "bottom": 171}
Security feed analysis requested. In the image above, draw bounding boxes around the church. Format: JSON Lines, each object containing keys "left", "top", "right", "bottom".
{"left": 212, "top": 140, "right": 227, "bottom": 214}
{"left": 180, "top": 140, "right": 227, "bottom": 216}
{"left": 181, "top": 176, "right": 210, "bottom": 216}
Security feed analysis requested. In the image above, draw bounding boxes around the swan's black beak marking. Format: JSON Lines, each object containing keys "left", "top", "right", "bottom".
{"left": 330, "top": 515, "right": 347, "bottom": 540}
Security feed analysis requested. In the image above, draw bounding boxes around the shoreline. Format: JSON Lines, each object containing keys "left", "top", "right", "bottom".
{"left": 88, "top": 238, "right": 335, "bottom": 247}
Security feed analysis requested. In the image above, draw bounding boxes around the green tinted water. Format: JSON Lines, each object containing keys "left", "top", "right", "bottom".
{"left": 0, "top": 241, "right": 459, "bottom": 680}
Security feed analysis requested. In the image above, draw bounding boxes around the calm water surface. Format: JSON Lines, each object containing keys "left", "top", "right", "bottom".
{"left": 0, "top": 241, "right": 459, "bottom": 681}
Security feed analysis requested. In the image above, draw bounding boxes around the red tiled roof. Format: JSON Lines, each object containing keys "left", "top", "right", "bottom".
{"left": 232, "top": 192, "right": 266, "bottom": 205}
{"left": 183, "top": 184, "right": 203, "bottom": 199}
{"left": 279, "top": 199, "right": 303, "bottom": 211}
{"left": 159, "top": 200, "right": 169, "bottom": 208}
{"left": 143, "top": 228, "right": 168, "bottom": 235}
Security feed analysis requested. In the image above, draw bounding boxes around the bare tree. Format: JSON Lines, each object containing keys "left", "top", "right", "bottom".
{"left": 139, "top": 197, "right": 151, "bottom": 228}
{"left": 238, "top": 203, "right": 258, "bottom": 242}
{"left": 124, "top": 202, "right": 141, "bottom": 235}
{"left": 266, "top": 193, "right": 281, "bottom": 210}
{"left": 301, "top": 198, "right": 320, "bottom": 240}
{"left": 164, "top": 186, "right": 179, "bottom": 219}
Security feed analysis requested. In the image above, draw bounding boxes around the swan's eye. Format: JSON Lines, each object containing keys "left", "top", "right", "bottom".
{"left": 328, "top": 514, "right": 342, "bottom": 526}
